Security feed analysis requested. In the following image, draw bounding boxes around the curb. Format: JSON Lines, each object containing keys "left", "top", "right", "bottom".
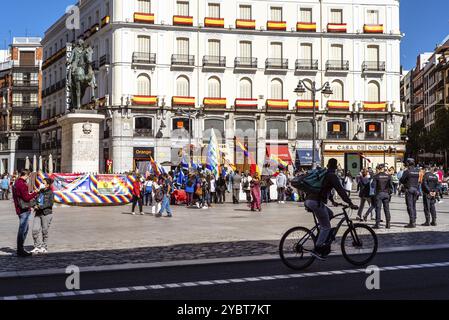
{"left": 2, "top": 243, "right": 449, "bottom": 279}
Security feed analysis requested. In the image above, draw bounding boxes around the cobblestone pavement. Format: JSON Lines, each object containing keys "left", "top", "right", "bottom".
{"left": 1, "top": 195, "right": 449, "bottom": 273}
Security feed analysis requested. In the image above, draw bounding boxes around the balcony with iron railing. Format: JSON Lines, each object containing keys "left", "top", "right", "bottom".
{"left": 134, "top": 129, "right": 154, "bottom": 138}
{"left": 265, "top": 58, "right": 288, "bottom": 70}
{"left": 171, "top": 54, "right": 195, "bottom": 67}
{"left": 295, "top": 59, "right": 319, "bottom": 71}
{"left": 365, "top": 131, "right": 384, "bottom": 141}
{"left": 326, "top": 60, "right": 349, "bottom": 72}
{"left": 132, "top": 52, "right": 156, "bottom": 65}
{"left": 362, "top": 61, "right": 386, "bottom": 72}
{"left": 234, "top": 57, "right": 258, "bottom": 69}
{"left": 11, "top": 123, "right": 40, "bottom": 131}
{"left": 327, "top": 132, "right": 349, "bottom": 140}
{"left": 100, "top": 54, "right": 111, "bottom": 66}
{"left": 202, "top": 56, "right": 226, "bottom": 68}
{"left": 13, "top": 80, "right": 39, "bottom": 88}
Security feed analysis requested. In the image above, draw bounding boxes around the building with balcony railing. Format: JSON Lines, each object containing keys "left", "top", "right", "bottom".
{"left": 39, "top": 0, "right": 403, "bottom": 173}
{"left": 0, "top": 37, "right": 42, "bottom": 174}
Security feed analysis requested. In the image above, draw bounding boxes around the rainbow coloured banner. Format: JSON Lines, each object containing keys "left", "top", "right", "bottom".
{"left": 35, "top": 173, "right": 134, "bottom": 206}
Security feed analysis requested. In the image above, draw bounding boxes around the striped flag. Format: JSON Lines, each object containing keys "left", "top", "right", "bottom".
{"left": 206, "top": 130, "right": 220, "bottom": 177}
{"left": 235, "top": 139, "right": 260, "bottom": 176}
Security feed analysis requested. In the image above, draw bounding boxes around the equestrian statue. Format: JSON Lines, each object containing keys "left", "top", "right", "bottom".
{"left": 67, "top": 39, "right": 97, "bottom": 110}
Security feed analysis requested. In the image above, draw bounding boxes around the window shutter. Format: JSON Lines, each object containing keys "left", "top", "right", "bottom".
{"left": 177, "top": 1, "right": 189, "bottom": 16}
{"left": 138, "top": 36, "right": 151, "bottom": 53}
{"left": 138, "top": 0, "right": 151, "bottom": 13}
{"left": 240, "top": 41, "right": 252, "bottom": 59}
{"left": 208, "top": 78, "right": 221, "bottom": 98}
{"left": 270, "top": 7, "right": 282, "bottom": 21}
{"left": 177, "top": 38, "right": 189, "bottom": 55}
{"left": 270, "top": 43, "right": 282, "bottom": 59}
{"left": 330, "top": 9, "right": 343, "bottom": 24}
{"left": 239, "top": 5, "right": 251, "bottom": 20}
{"left": 208, "top": 40, "right": 220, "bottom": 57}
{"left": 240, "top": 79, "right": 252, "bottom": 98}
{"left": 300, "top": 8, "right": 312, "bottom": 23}
{"left": 208, "top": 3, "right": 220, "bottom": 18}
{"left": 271, "top": 80, "right": 283, "bottom": 99}
{"left": 137, "top": 75, "right": 150, "bottom": 96}
{"left": 301, "top": 43, "right": 312, "bottom": 61}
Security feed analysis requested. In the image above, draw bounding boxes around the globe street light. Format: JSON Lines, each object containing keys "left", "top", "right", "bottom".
{"left": 294, "top": 80, "right": 332, "bottom": 169}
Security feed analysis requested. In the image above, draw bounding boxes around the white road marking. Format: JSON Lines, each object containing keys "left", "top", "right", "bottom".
{"left": 2, "top": 261, "right": 449, "bottom": 300}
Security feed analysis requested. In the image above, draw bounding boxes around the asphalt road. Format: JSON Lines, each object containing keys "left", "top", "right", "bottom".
{"left": 1, "top": 248, "right": 449, "bottom": 300}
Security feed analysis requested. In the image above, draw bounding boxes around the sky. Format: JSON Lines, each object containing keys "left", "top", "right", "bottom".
{"left": 1, "top": 0, "right": 449, "bottom": 71}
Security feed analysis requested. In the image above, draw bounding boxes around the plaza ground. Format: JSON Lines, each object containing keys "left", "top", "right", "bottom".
{"left": 1, "top": 195, "right": 449, "bottom": 275}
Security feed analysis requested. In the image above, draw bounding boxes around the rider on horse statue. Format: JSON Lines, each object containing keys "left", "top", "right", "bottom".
{"left": 68, "top": 39, "right": 97, "bottom": 111}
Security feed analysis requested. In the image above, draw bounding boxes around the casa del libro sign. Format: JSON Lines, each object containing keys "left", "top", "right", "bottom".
{"left": 324, "top": 143, "right": 406, "bottom": 152}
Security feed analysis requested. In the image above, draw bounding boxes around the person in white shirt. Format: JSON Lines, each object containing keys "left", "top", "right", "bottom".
{"left": 210, "top": 175, "right": 217, "bottom": 204}
{"left": 276, "top": 170, "right": 287, "bottom": 203}
{"left": 343, "top": 171, "right": 354, "bottom": 196}
{"left": 151, "top": 178, "right": 162, "bottom": 215}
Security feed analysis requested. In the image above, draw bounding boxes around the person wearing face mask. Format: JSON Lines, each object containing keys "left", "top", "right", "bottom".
{"left": 12, "top": 169, "right": 38, "bottom": 257}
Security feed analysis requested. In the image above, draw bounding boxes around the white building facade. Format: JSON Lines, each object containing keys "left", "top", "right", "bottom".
{"left": 40, "top": 0, "right": 404, "bottom": 175}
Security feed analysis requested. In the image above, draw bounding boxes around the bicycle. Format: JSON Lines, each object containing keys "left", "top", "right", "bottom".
{"left": 279, "top": 203, "right": 378, "bottom": 270}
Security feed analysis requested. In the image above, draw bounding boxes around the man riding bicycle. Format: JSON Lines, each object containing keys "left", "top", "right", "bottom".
{"left": 305, "top": 158, "right": 358, "bottom": 260}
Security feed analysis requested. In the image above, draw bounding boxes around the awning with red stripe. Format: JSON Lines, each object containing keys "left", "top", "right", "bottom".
{"left": 266, "top": 145, "right": 293, "bottom": 165}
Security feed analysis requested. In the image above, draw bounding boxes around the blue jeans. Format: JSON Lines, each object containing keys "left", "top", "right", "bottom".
{"left": 159, "top": 195, "right": 172, "bottom": 216}
{"left": 17, "top": 211, "right": 31, "bottom": 253}
{"left": 304, "top": 200, "right": 333, "bottom": 247}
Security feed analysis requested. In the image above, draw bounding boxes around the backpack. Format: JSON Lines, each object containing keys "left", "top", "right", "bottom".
{"left": 154, "top": 188, "right": 164, "bottom": 202}
{"left": 291, "top": 169, "right": 328, "bottom": 194}
{"left": 145, "top": 183, "right": 152, "bottom": 194}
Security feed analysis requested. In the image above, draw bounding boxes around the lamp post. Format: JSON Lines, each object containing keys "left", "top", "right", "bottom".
{"left": 175, "top": 106, "right": 205, "bottom": 164}
{"left": 294, "top": 80, "right": 333, "bottom": 169}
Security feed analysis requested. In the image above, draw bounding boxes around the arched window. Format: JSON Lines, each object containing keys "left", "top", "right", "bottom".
{"left": 137, "top": 74, "right": 151, "bottom": 96}
{"left": 266, "top": 120, "right": 287, "bottom": 140}
{"left": 331, "top": 80, "right": 344, "bottom": 100}
{"left": 270, "top": 78, "right": 283, "bottom": 99}
{"left": 239, "top": 78, "right": 252, "bottom": 98}
{"left": 365, "top": 121, "right": 382, "bottom": 140}
{"left": 297, "top": 121, "right": 313, "bottom": 140}
{"left": 207, "top": 77, "right": 221, "bottom": 98}
{"left": 204, "top": 119, "right": 225, "bottom": 143}
{"left": 327, "top": 121, "right": 348, "bottom": 139}
{"left": 367, "top": 81, "right": 380, "bottom": 102}
{"left": 176, "top": 75, "right": 190, "bottom": 96}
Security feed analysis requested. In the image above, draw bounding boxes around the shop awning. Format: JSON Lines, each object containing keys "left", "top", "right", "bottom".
{"left": 266, "top": 145, "right": 293, "bottom": 165}
{"left": 296, "top": 149, "right": 321, "bottom": 166}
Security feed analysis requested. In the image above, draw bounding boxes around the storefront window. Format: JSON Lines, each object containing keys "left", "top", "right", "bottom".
{"left": 204, "top": 119, "right": 225, "bottom": 143}
{"left": 327, "top": 121, "right": 348, "bottom": 139}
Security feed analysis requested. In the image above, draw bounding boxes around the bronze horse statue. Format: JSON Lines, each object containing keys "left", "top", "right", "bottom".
{"left": 69, "top": 41, "right": 97, "bottom": 110}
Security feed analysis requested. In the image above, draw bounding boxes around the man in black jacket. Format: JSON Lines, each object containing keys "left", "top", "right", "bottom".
{"left": 399, "top": 158, "right": 420, "bottom": 228}
{"left": 372, "top": 165, "right": 393, "bottom": 229}
{"left": 421, "top": 167, "right": 439, "bottom": 226}
{"left": 305, "top": 158, "right": 358, "bottom": 260}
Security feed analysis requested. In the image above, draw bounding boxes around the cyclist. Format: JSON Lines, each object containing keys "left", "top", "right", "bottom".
{"left": 305, "top": 158, "right": 358, "bottom": 260}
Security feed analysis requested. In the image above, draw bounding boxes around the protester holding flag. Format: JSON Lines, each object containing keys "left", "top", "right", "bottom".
{"left": 250, "top": 173, "right": 262, "bottom": 212}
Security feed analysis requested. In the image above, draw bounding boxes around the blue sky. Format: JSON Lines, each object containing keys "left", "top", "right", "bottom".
{"left": 0, "top": 0, "right": 448, "bottom": 70}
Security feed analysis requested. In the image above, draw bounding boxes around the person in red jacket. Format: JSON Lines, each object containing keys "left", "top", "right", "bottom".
{"left": 12, "top": 169, "right": 38, "bottom": 257}
{"left": 131, "top": 175, "right": 144, "bottom": 215}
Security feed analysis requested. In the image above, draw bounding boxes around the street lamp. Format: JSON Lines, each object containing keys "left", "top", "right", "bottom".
{"left": 294, "top": 80, "right": 332, "bottom": 169}
{"left": 175, "top": 106, "right": 205, "bottom": 163}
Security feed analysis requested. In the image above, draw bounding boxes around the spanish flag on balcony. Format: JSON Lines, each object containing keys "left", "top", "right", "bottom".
{"left": 297, "top": 22, "right": 317, "bottom": 32}
{"left": 267, "top": 21, "right": 287, "bottom": 31}
{"left": 203, "top": 98, "right": 227, "bottom": 107}
{"left": 267, "top": 99, "right": 289, "bottom": 110}
{"left": 236, "top": 19, "right": 256, "bottom": 29}
{"left": 363, "top": 102, "right": 386, "bottom": 111}
{"left": 173, "top": 15, "right": 193, "bottom": 26}
{"left": 133, "top": 95, "right": 158, "bottom": 106}
{"left": 134, "top": 12, "right": 155, "bottom": 24}
{"left": 204, "top": 17, "right": 224, "bottom": 28}
{"left": 235, "top": 98, "right": 258, "bottom": 108}
{"left": 364, "top": 24, "right": 384, "bottom": 33}
{"left": 101, "top": 16, "right": 110, "bottom": 27}
{"left": 327, "top": 100, "right": 350, "bottom": 110}
{"left": 296, "top": 100, "right": 319, "bottom": 109}
{"left": 172, "top": 96, "right": 195, "bottom": 107}
{"left": 327, "top": 23, "right": 347, "bottom": 33}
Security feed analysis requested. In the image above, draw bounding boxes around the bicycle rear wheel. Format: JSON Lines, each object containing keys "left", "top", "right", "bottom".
{"left": 341, "top": 223, "right": 378, "bottom": 266}
{"left": 279, "top": 226, "right": 316, "bottom": 270}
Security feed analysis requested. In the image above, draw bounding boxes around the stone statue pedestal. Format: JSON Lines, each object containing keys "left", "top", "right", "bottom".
{"left": 57, "top": 111, "right": 105, "bottom": 173}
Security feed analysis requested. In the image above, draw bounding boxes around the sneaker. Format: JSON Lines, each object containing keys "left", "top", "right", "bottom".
{"left": 155, "top": 213, "right": 162, "bottom": 218}
{"left": 40, "top": 248, "right": 48, "bottom": 254}
{"left": 17, "top": 250, "right": 32, "bottom": 257}
{"left": 202, "top": 206, "right": 208, "bottom": 210}
{"left": 310, "top": 250, "right": 327, "bottom": 261}
{"left": 30, "top": 247, "right": 43, "bottom": 254}
{"left": 131, "top": 212, "right": 136, "bottom": 215}
{"left": 438, "top": 200, "right": 443, "bottom": 204}
{"left": 166, "top": 214, "right": 173, "bottom": 218}
{"left": 140, "top": 212, "right": 145, "bottom": 215}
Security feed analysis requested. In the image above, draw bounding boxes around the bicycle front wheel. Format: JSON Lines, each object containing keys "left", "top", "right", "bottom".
{"left": 279, "top": 226, "right": 316, "bottom": 270}
{"left": 341, "top": 223, "right": 378, "bottom": 266}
